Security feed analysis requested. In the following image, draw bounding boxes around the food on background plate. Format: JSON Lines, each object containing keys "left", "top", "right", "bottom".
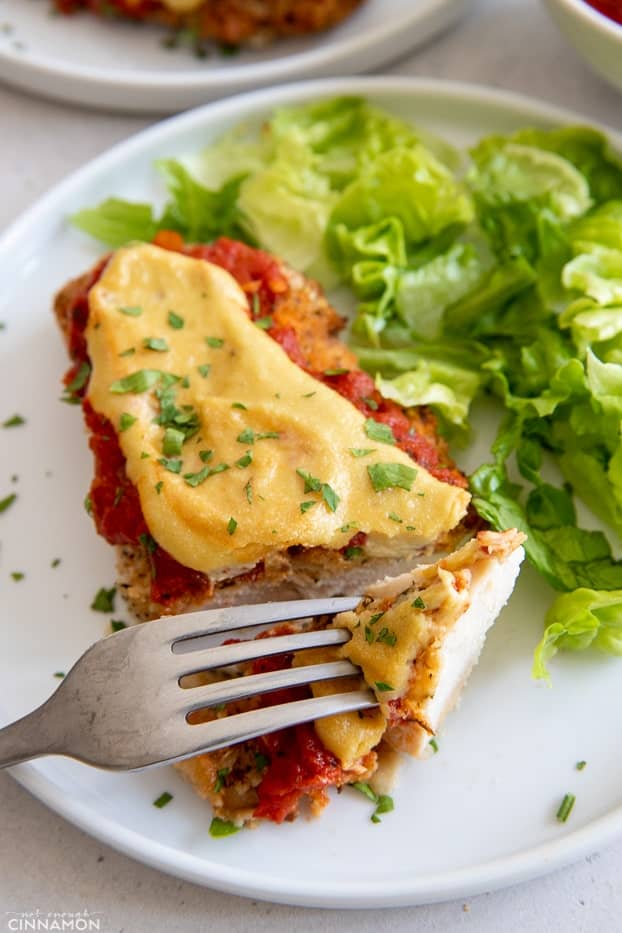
{"left": 52, "top": 0, "right": 366, "bottom": 47}
{"left": 581, "top": 0, "right": 622, "bottom": 26}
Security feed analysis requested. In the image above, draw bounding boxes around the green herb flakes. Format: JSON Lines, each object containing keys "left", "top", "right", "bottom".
{"left": 209, "top": 817, "right": 241, "bottom": 837}
{"left": 324, "top": 367, "right": 350, "bottom": 376}
{"left": 53, "top": 672, "right": 65, "bottom": 679}
{"left": 167, "top": 310, "right": 184, "bottom": 330}
{"left": 231, "top": 402, "right": 248, "bottom": 411}
{"left": 119, "top": 348, "right": 136, "bottom": 358}
{"left": 199, "top": 449, "right": 213, "bottom": 463}
{"left": 110, "top": 369, "right": 161, "bottom": 394}
{"left": 576, "top": 761, "right": 587, "bottom": 771}
{"left": 51, "top": 558, "right": 61, "bottom": 568}
{"left": 153, "top": 791, "right": 173, "bottom": 809}
{"left": 296, "top": 469, "right": 321, "bottom": 493}
{"left": 159, "top": 457, "right": 183, "bottom": 474}
{"left": 375, "top": 681, "right": 394, "bottom": 692}
{"left": 388, "top": 512, "right": 402, "bottom": 523}
{"left": 235, "top": 451, "right": 252, "bottom": 468}
{"left": 368, "top": 463, "right": 417, "bottom": 492}
{"left": 0, "top": 492, "right": 17, "bottom": 514}
{"left": 255, "top": 316, "right": 273, "bottom": 330}
{"left": 162, "top": 427, "right": 185, "bottom": 457}
{"left": 351, "top": 782, "right": 395, "bottom": 824}
{"left": 350, "top": 448, "right": 376, "bottom": 458}
{"left": 205, "top": 336, "right": 224, "bottom": 348}
{"left": 429, "top": 738, "right": 439, "bottom": 754}
{"left": 364, "top": 419, "right": 396, "bottom": 445}
{"left": 300, "top": 500, "right": 316, "bottom": 514}
{"left": 155, "top": 481, "right": 164, "bottom": 495}
{"left": 143, "top": 337, "right": 169, "bottom": 352}
{"left": 254, "top": 753, "right": 269, "bottom": 771}
{"left": 556, "top": 793, "right": 576, "bottom": 823}
{"left": 184, "top": 463, "right": 229, "bottom": 487}
{"left": 244, "top": 480, "right": 253, "bottom": 504}
{"left": 227, "top": 517, "right": 238, "bottom": 535}
{"left": 10, "top": 571, "right": 24, "bottom": 582}
{"left": 91, "top": 586, "right": 116, "bottom": 613}
{"left": 110, "top": 620, "right": 127, "bottom": 632}
{"left": 365, "top": 625, "right": 374, "bottom": 644}
{"left": 118, "top": 305, "right": 143, "bottom": 317}
{"left": 214, "top": 768, "right": 230, "bottom": 793}
{"left": 412, "top": 597, "right": 426, "bottom": 610}
{"left": 198, "top": 364, "right": 211, "bottom": 378}
{"left": 344, "top": 546, "right": 363, "bottom": 560}
{"left": 2, "top": 414, "right": 25, "bottom": 428}
{"left": 119, "top": 412, "right": 137, "bottom": 432}
{"left": 376, "top": 627, "right": 397, "bottom": 647}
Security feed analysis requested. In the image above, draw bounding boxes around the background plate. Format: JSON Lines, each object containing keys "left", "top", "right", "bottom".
{"left": 0, "top": 0, "right": 464, "bottom": 113}
{"left": 1, "top": 77, "right": 621, "bottom": 908}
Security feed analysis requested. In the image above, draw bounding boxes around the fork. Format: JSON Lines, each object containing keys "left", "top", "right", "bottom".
{"left": 0, "top": 597, "right": 377, "bottom": 772}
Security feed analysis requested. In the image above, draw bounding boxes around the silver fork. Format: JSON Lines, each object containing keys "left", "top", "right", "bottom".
{"left": 0, "top": 597, "right": 377, "bottom": 772}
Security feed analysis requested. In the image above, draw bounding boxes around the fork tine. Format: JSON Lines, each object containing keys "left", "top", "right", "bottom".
{"left": 155, "top": 596, "right": 361, "bottom": 649}
{"left": 181, "top": 659, "right": 360, "bottom": 713}
{"left": 174, "top": 628, "right": 350, "bottom": 678}
{"left": 179, "top": 690, "right": 378, "bottom": 761}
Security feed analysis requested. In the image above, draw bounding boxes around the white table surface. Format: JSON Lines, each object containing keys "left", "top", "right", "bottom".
{"left": 1, "top": 0, "right": 622, "bottom": 928}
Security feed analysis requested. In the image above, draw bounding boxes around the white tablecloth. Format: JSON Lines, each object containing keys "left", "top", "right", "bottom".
{"left": 1, "top": 0, "right": 621, "bottom": 928}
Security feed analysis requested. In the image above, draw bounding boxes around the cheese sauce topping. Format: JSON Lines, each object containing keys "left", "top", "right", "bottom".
{"left": 86, "top": 245, "right": 469, "bottom": 575}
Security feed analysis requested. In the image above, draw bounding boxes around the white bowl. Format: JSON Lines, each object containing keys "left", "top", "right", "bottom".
{"left": 543, "top": 0, "right": 622, "bottom": 93}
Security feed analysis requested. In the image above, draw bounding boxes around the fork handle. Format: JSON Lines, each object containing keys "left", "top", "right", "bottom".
{"left": 0, "top": 704, "right": 59, "bottom": 769}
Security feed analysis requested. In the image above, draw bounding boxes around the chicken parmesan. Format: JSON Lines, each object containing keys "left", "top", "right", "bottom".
{"left": 52, "top": 0, "right": 365, "bottom": 46}
{"left": 54, "top": 234, "right": 523, "bottom": 826}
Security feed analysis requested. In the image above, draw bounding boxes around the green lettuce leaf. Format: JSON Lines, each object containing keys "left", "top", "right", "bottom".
{"left": 533, "top": 588, "right": 622, "bottom": 681}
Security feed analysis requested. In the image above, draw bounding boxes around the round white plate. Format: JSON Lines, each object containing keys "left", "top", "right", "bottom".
{"left": 0, "top": 0, "right": 464, "bottom": 113}
{"left": 1, "top": 77, "right": 622, "bottom": 908}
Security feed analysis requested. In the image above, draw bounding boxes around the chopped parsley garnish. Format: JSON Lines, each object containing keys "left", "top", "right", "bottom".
{"left": 184, "top": 463, "right": 229, "bottom": 487}
{"left": 140, "top": 451, "right": 150, "bottom": 460}
{"left": 2, "top": 414, "right": 25, "bottom": 428}
{"left": 139, "top": 533, "right": 157, "bottom": 554}
{"left": 199, "top": 449, "right": 213, "bottom": 463}
{"left": 91, "top": 586, "right": 116, "bottom": 613}
{"left": 119, "top": 348, "right": 136, "bottom": 358}
{"left": 364, "top": 625, "right": 374, "bottom": 644}
{"left": 51, "top": 558, "right": 61, "bottom": 568}
{"left": 429, "top": 738, "right": 439, "bottom": 753}
{"left": 351, "top": 782, "right": 395, "bottom": 823}
{"left": 244, "top": 480, "right": 253, "bottom": 504}
{"left": 375, "top": 681, "right": 394, "bottom": 692}
{"left": 159, "top": 457, "right": 183, "bottom": 474}
{"left": 368, "top": 463, "right": 417, "bottom": 492}
{"left": 113, "top": 486, "right": 124, "bottom": 508}
{"left": 181, "top": 375, "right": 190, "bottom": 389}
{"left": 0, "top": 492, "right": 17, "bottom": 514}
{"left": 119, "top": 412, "right": 137, "bottom": 432}
{"left": 205, "top": 336, "right": 224, "bottom": 348}
{"left": 209, "top": 817, "right": 241, "bottom": 837}
{"left": 376, "top": 627, "right": 397, "bottom": 646}
{"left": 364, "top": 419, "right": 396, "bottom": 445}
{"left": 198, "top": 364, "right": 211, "bottom": 378}
{"left": 369, "top": 612, "right": 384, "bottom": 625}
{"left": 62, "top": 361, "right": 91, "bottom": 403}
{"left": 231, "top": 402, "right": 248, "bottom": 411}
{"left": 388, "top": 512, "right": 402, "bottom": 523}
{"left": 576, "top": 761, "right": 587, "bottom": 771}
{"left": 153, "top": 381, "right": 200, "bottom": 445}
{"left": 556, "top": 793, "right": 576, "bottom": 823}
{"left": 324, "top": 367, "right": 349, "bottom": 376}
{"left": 406, "top": 525, "right": 417, "bottom": 531}
{"left": 167, "top": 310, "right": 184, "bottom": 330}
{"left": 350, "top": 448, "right": 376, "bottom": 458}
{"left": 295, "top": 469, "right": 339, "bottom": 511}
{"left": 214, "top": 767, "right": 230, "bottom": 793}
{"left": 237, "top": 428, "right": 280, "bottom": 445}
{"left": 344, "top": 546, "right": 363, "bottom": 560}
{"left": 155, "top": 481, "right": 164, "bottom": 495}
{"left": 255, "top": 316, "right": 273, "bottom": 330}
{"left": 110, "top": 620, "right": 127, "bottom": 632}
{"left": 143, "top": 337, "right": 169, "bottom": 352}
{"left": 254, "top": 752, "right": 269, "bottom": 770}
{"left": 300, "top": 500, "right": 316, "bottom": 514}
{"left": 302, "top": 391, "right": 316, "bottom": 398}
{"left": 322, "top": 484, "right": 340, "bottom": 512}
{"left": 364, "top": 397, "right": 379, "bottom": 411}
{"left": 153, "top": 791, "right": 173, "bottom": 809}
{"left": 118, "top": 305, "right": 142, "bottom": 317}
{"left": 162, "top": 427, "right": 185, "bottom": 457}
{"left": 227, "top": 517, "right": 238, "bottom": 535}
{"left": 110, "top": 369, "right": 161, "bottom": 394}
{"left": 296, "top": 469, "right": 321, "bottom": 492}
{"left": 340, "top": 522, "right": 358, "bottom": 533}
{"left": 10, "top": 571, "right": 24, "bottom": 582}
{"left": 412, "top": 597, "right": 426, "bottom": 610}
{"left": 84, "top": 494, "right": 93, "bottom": 515}
{"left": 53, "top": 672, "right": 65, "bottom": 679}
{"left": 235, "top": 451, "right": 252, "bottom": 468}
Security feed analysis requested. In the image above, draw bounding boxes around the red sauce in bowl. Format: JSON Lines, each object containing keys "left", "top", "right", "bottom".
{"left": 583, "top": 0, "right": 622, "bottom": 25}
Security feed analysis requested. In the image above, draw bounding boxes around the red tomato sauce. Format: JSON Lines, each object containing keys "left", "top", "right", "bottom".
{"left": 583, "top": 0, "right": 622, "bottom": 24}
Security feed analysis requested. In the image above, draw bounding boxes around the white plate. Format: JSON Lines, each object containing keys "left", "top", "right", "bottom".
{"left": 1, "top": 77, "right": 622, "bottom": 908}
{"left": 0, "top": 0, "right": 464, "bottom": 113}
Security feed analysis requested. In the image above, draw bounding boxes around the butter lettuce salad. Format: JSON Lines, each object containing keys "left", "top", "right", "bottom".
{"left": 72, "top": 96, "right": 622, "bottom": 680}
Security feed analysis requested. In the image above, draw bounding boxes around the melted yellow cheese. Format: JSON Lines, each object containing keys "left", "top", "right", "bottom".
{"left": 86, "top": 244, "right": 469, "bottom": 575}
